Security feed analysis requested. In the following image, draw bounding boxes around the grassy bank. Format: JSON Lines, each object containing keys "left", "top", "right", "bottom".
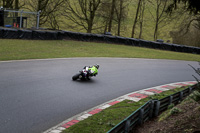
{"left": 0, "top": 39, "right": 199, "bottom": 61}
{"left": 136, "top": 87, "right": 200, "bottom": 133}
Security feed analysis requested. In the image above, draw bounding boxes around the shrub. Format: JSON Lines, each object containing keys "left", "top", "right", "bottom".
{"left": 170, "top": 107, "right": 182, "bottom": 115}
{"left": 189, "top": 90, "right": 200, "bottom": 102}
{"left": 168, "top": 104, "right": 175, "bottom": 109}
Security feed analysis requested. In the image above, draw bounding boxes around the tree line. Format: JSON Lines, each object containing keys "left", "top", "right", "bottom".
{"left": 0, "top": 0, "right": 200, "bottom": 47}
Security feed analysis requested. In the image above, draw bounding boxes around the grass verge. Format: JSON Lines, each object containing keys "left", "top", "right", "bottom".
{"left": 63, "top": 86, "right": 189, "bottom": 133}
{"left": 0, "top": 39, "right": 199, "bottom": 61}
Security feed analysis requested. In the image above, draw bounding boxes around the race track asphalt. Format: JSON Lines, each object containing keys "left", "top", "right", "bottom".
{"left": 0, "top": 58, "right": 199, "bottom": 133}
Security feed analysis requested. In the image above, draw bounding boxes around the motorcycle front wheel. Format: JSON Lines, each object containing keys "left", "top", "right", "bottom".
{"left": 72, "top": 73, "right": 81, "bottom": 80}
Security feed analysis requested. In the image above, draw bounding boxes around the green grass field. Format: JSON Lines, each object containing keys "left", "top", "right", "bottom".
{"left": 0, "top": 39, "right": 199, "bottom": 61}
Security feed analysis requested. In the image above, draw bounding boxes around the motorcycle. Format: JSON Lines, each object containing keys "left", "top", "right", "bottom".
{"left": 72, "top": 67, "right": 93, "bottom": 81}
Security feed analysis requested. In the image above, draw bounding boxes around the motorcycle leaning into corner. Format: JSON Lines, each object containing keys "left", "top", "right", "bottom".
{"left": 72, "top": 64, "right": 99, "bottom": 81}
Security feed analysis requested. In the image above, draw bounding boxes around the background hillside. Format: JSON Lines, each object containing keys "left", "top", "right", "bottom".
{"left": 1, "top": 0, "right": 200, "bottom": 47}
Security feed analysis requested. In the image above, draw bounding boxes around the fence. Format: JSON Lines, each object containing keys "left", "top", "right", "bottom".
{"left": 0, "top": 27, "right": 200, "bottom": 54}
{"left": 107, "top": 84, "right": 198, "bottom": 133}
{"left": 0, "top": 8, "right": 41, "bottom": 29}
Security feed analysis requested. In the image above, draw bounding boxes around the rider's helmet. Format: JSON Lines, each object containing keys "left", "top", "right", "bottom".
{"left": 94, "top": 64, "right": 99, "bottom": 69}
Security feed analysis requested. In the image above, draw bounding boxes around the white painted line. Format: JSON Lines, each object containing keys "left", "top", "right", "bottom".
{"left": 99, "top": 104, "right": 111, "bottom": 110}
{"left": 138, "top": 90, "right": 155, "bottom": 95}
{"left": 56, "top": 127, "right": 66, "bottom": 131}
{"left": 155, "top": 87, "right": 170, "bottom": 91}
{"left": 49, "top": 130, "right": 62, "bottom": 133}
{"left": 123, "top": 96, "right": 141, "bottom": 102}
{"left": 76, "top": 116, "right": 86, "bottom": 121}
{"left": 116, "top": 98, "right": 126, "bottom": 102}
{"left": 80, "top": 114, "right": 92, "bottom": 119}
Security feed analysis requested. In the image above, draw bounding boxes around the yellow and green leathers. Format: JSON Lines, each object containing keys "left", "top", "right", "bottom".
{"left": 88, "top": 66, "right": 98, "bottom": 76}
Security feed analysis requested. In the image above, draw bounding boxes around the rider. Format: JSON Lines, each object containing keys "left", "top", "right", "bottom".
{"left": 83, "top": 64, "right": 99, "bottom": 79}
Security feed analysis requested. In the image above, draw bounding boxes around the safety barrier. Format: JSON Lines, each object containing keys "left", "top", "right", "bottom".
{"left": 107, "top": 84, "right": 198, "bottom": 133}
{"left": 0, "top": 27, "right": 200, "bottom": 54}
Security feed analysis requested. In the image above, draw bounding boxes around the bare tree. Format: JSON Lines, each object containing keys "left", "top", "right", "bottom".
{"left": 167, "top": 0, "right": 200, "bottom": 15}
{"left": 2, "top": 0, "right": 14, "bottom": 8}
{"left": 62, "top": 0, "right": 101, "bottom": 33}
{"left": 15, "top": 0, "right": 19, "bottom": 9}
{"left": 138, "top": 0, "right": 146, "bottom": 39}
{"left": 47, "top": 12, "right": 60, "bottom": 30}
{"left": 108, "top": 0, "right": 116, "bottom": 32}
{"left": 170, "top": 13, "right": 200, "bottom": 47}
{"left": 131, "top": 0, "right": 142, "bottom": 38}
{"left": 116, "top": 0, "right": 123, "bottom": 35}
{"left": 97, "top": 0, "right": 112, "bottom": 33}
{"left": 131, "top": 0, "right": 147, "bottom": 39}
{"left": 115, "top": 0, "right": 129, "bottom": 36}
{"left": 27, "top": 0, "right": 64, "bottom": 26}
{"left": 166, "top": 0, "right": 200, "bottom": 47}
{"left": 0, "top": 0, "right": 25, "bottom": 9}
{"left": 147, "top": 0, "right": 169, "bottom": 41}
{"left": 46, "top": 2, "right": 64, "bottom": 30}
{"left": 98, "top": 0, "right": 115, "bottom": 33}
{"left": 98, "top": 0, "right": 129, "bottom": 35}
{"left": 154, "top": 0, "right": 168, "bottom": 40}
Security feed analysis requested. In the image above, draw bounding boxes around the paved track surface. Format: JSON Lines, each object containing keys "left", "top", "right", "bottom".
{"left": 0, "top": 58, "right": 198, "bottom": 133}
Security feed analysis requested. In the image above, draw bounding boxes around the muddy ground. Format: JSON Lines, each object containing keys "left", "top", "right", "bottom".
{"left": 134, "top": 98, "right": 200, "bottom": 133}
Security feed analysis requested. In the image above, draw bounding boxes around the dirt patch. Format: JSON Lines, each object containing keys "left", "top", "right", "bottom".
{"left": 134, "top": 99, "right": 200, "bottom": 133}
